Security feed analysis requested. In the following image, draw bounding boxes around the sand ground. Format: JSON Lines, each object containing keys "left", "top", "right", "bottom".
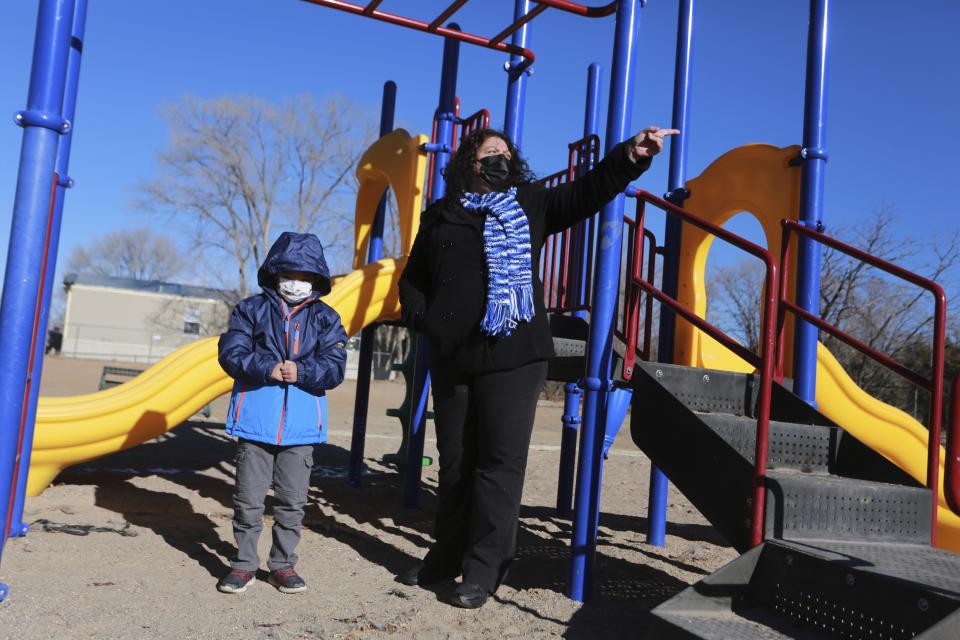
{"left": 0, "top": 355, "right": 736, "bottom": 639}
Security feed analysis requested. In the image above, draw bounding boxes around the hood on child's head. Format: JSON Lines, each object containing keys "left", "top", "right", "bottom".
{"left": 257, "top": 232, "right": 332, "bottom": 296}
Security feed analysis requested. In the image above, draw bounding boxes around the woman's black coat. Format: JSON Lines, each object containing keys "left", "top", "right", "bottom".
{"left": 398, "top": 140, "right": 651, "bottom": 375}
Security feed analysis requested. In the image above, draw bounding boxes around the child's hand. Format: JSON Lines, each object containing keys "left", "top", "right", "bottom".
{"left": 270, "top": 363, "right": 284, "bottom": 382}
{"left": 280, "top": 360, "right": 298, "bottom": 383}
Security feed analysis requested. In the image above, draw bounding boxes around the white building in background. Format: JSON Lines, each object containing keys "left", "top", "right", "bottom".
{"left": 60, "top": 272, "right": 365, "bottom": 376}
{"left": 61, "top": 273, "right": 227, "bottom": 364}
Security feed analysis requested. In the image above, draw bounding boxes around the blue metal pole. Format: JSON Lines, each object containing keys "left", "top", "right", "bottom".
{"left": 568, "top": 0, "right": 641, "bottom": 603}
{"left": 0, "top": 0, "right": 76, "bottom": 601}
{"left": 648, "top": 0, "right": 695, "bottom": 548}
{"left": 348, "top": 80, "right": 397, "bottom": 488}
{"left": 403, "top": 25, "right": 460, "bottom": 508}
{"left": 557, "top": 62, "right": 602, "bottom": 518}
{"left": 9, "top": 0, "right": 88, "bottom": 538}
{"left": 793, "top": 0, "right": 830, "bottom": 405}
{"left": 502, "top": 0, "right": 531, "bottom": 147}
{"left": 577, "top": 63, "right": 603, "bottom": 319}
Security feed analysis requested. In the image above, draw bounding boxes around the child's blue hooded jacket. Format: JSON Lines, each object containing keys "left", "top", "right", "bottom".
{"left": 218, "top": 232, "right": 348, "bottom": 446}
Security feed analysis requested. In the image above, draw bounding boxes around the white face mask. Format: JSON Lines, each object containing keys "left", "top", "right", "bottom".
{"left": 277, "top": 278, "right": 313, "bottom": 303}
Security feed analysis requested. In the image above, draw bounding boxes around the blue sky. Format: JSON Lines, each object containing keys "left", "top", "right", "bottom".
{"left": 0, "top": 0, "right": 958, "bottom": 288}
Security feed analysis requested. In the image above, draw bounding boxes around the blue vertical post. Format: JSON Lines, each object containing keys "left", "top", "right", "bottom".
{"left": 648, "top": 0, "right": 695, "bottom": 548}
{"left": 577, "top": 62, "right": 602, "bottom": 315}
{"left": 568, "top": 0, "right": 641, "bottom": 603}
{"left": 403, "top": 25, "right": 460, "bottom": 508}
{"left": 556, "top": 62, "right": 602, "bottom": 518}
{"left": 793, "top": 0, "right": 830, "bottom": 405}
{"left": 0, "top": 0, "right": 76, "bottom": 601}
{"left": 10, "top": 0, "right": 88, "bottom": 538}
{"left": 502, "top": 0, "right": 531, "bottom": 147}
{"left": 348, "top": 80, "right": 397, "bottom": 488}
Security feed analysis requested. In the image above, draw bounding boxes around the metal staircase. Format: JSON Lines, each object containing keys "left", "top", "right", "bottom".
{"left": 630, "top": 361, "right": 960, "bottom": 638}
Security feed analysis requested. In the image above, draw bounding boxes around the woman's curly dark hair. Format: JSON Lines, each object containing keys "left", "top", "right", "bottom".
{"left": 442, "top": 128, "right": 536, "bottom": 199}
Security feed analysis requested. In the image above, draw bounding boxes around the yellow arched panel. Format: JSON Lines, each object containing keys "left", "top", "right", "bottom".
{"left": 675, "top": 144, "right": 801, "bottom": 372}
{"left": 354, "top": 130, "right": 429, "bottom": 270}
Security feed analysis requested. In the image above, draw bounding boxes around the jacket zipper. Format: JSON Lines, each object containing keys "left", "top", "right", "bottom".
{"left": 276, "top": 299, "right": 315, "bottom": 445}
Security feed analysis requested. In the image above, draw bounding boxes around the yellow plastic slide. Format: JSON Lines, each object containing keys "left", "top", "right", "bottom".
{"left": 675, "top": 144, "right": 960, "bottom": 551}
{"left": 26, "top": 258, "right": 405, "bottom": 496}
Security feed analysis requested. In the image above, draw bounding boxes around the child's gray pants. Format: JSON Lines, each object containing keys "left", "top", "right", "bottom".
{"left": 231, "top": 439, "right": 315, "bottom": 572}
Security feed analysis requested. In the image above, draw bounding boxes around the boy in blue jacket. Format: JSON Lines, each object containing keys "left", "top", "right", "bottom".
{"left": 216, "top": 232, "right": 348, "bottom": 594}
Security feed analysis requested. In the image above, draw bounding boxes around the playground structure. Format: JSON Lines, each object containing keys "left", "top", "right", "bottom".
{"left": 3, "top": 1, "right": 960, "bottom": 637}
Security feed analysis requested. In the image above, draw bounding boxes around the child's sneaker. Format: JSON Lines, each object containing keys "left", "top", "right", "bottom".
{"left": 217, "top": 569, "right": 255, "bottom": 594}
{"left": 269, "top": 566, "right": 307, "bottom": 594}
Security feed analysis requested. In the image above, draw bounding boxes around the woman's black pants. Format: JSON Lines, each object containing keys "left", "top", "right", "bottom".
{"left": 422, "top": 357, "right": 548, "bottom": 593}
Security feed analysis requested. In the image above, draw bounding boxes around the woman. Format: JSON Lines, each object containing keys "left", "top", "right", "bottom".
{"left": 397, "top": 126, "right": 677, "bottom": 608}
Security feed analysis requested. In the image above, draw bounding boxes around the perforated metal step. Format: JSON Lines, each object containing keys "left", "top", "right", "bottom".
{"left": 635, "top": 360, "right": 756, "bottom": 416}
{"left": 649, "top": 609, "right": 811, "bottom": 639}
{"left": 774, "top": 539, "right": 960, "bottom": 599}
{"left": 765, "top": 470, "right": 932, "bottom": 544}
{"left": 649, "top": 540, "right": 960, "bottom": 639}
{"left": 697, "top": 413, "right": 835, "bottom": 473}
{"left": 547, "top": 313, "right": 623, "bottom": 382}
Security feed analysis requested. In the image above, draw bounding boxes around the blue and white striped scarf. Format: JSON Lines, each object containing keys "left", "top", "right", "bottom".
{"left": 460, "top": 187, "right": 535, "bottom": 337}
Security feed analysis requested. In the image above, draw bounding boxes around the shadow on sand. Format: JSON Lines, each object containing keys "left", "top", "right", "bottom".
{"left": 59, "top": 420, "right": 721, "bottom": 637}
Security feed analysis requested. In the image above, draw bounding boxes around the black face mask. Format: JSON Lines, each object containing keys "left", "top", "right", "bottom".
{"left": 478, "top": 154, "right": 511, "bottom": 190}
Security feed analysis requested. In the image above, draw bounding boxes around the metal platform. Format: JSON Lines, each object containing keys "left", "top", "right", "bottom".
{"left": 547, "top": 313, "right": 624, "bottom": 382}
{"left": 649, "top": 540, "right": 960, "bottom": 639}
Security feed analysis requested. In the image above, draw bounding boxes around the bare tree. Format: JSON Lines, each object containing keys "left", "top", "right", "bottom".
{"left": 817, "top": 209, "right": 960, "bottom": 415}
{"left": 67, "top": 227, "right": 186, "bottom": 281}
{"left": 139, "top": 94, "right": 374, "bottom": 296}
{"left": 707, "top": 260, "right": 764, "bottom": 354}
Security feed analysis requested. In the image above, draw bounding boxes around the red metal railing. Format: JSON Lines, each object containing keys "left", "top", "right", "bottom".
{"left": 617, "top": 211, "right": 657, "bottom": 363}
{"left": 622, "top": 190, "right": 780, "bottom": 548}
{"left": 778, "top": 220, "right": 949, "bottom": 545}
{"left": 302, "top": 1, "right": 617, "bottom": 71}
{"left": 540, "top": 168, "right": 574, "bottom": 310}
{"left": 540, "top": 135, "right": 601, "bottom": 313}
{"left": 452, "top": 107, "right": 491, "bottom": 153}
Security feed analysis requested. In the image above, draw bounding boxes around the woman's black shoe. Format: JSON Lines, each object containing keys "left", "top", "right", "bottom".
{"left": 396, "top": 563, "right": 457, "bottom": 587}
{"left": 447, "top": 582, "right": 488, "bottom": 609}
{"left": 396, "top": 564, "right": 423, "bottom": 586}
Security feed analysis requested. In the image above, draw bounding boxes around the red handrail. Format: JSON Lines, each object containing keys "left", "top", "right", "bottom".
{"left": 302, "top": 1, "right": 618, "bottom": 71}
{"left": 425, "top": 112, "right": 439, "bottom": 203}
{"left": 454, "top": 108, "right": 490, "bottom": 150}
{"left": 617, "top": 214, "right": 657, "bottom": 365}
{"left": 539, "top": 169, "right": 569, "bottom": 309}
{"left": 623, "top": 190, "right": 780, "bottom": 548}
{"left": 778, "top": 219, "right": 949, "bottom": 545}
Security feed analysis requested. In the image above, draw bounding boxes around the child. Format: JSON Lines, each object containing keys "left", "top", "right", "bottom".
{"left": 216, "top": 231, "right": 347, "bottom": 594}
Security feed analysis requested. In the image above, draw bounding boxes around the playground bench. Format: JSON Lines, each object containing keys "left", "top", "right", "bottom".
{"left": 97, "top": 365, "right": 212, "bottom": 418}
{"left": 97, "top": 366, "right": 144, "bottom": 390}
